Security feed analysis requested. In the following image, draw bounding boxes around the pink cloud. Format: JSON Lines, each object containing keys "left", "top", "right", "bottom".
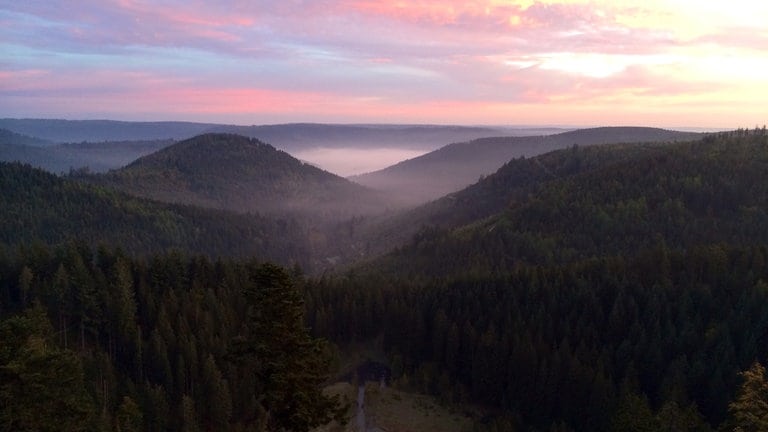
{"left": 114, "top": 0, "right": 256, "bottom": 28}
{"left": 4, "top": 0, "right": 263, "bottom": 55}
{"left": 2, "top": 0, "right": 766, "bottom": 128}
{"left": 690, "top": 28, "right": 768, "bottom": 52}
{"left": 0, "top": 69, "right": 51, "bottom": 91}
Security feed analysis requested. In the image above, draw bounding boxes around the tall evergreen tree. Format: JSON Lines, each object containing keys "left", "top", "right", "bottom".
{"left": 727, "top": 361, "right": 768, "bottom": 432}
{"left": 0, "top": 305, "right": 95, "bottom": 431}
{"left": 231, "top": 263, "right": 343, "bottom": 431}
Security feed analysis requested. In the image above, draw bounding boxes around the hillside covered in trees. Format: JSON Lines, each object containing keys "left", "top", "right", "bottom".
{"left": 1, "top": 128, "right": 768, "bottom": 431}
{"left": 307, "top": 129, "right": 768, "bottom": 431}
{"left": 0, "top": 245, "right": 343, "bottom": 431}
{"left": 351, "top": 127, "right": 700, "bottom": 207}
{"left": 0, "top": 162, "right": 309, "bottom": 266}
{"left": 87, "top": 133, "right": 395, "bottom": 221}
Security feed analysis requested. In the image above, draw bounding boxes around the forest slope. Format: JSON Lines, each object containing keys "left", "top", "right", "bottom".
{"left": 352, "top": 127, "right": 700, "bottom": 206}
{"left": 374, "top": 129, "right": 768, "bottom": 277}
{"left": 336, "top": 130, "right": 697, "bottom": 264}
{"left": 89, "top": 133, "right": 394, "bottom": 220}
{"left": 0, "top": 162, "right": 308, "bottom": 265}
{"left": 307, "top": 129, "right": 768, "bottom": 432}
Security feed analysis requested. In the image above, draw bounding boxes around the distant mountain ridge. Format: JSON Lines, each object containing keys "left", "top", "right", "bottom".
{"left": 351, "top": 127, "right": 701, "bottom": 206}
{"left": 0, "top": 128, "right": 172, "bottom": 173}
{"left": 89, "top": 133, "right": 393, "bottom": 220}
{"left": 206, "top": 123, "right": 562, "bottom": 152}
{"left": 0, "top": 119, "right": 215, "bottom": 143}
{"left": 0, "top": 118, "right": 565, "bottom": 154}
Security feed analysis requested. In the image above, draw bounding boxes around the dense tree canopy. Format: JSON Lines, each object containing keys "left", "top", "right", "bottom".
{"left": 307, "top": 129, "right": 768, "bottom": 431}
{"left": 2, "top": 128, "right": 768, "bottom": 431}
{"left": 0, "top": 246, "right": 340, "bottom": 431}
{"left": 0, "top": 162, "right": 310, "bottom": 266}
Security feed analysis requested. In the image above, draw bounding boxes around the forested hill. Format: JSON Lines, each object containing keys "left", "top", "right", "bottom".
{"left": 372, "top": 129, "right": 768, "bottom": 277}
{"left": 0, "top": 162, "right": 309, "bottom": 265}
{"left": 89, "top": 133, "right": 393, "bottom": 220}
{"left": 340, "top": 131, "right": 699, "bottom": 263}
{"left": 306, "top": 128, "right": 768, "bottom": 432}
{"left": 352, "top": 127, "right": 700, "bottom": 207}
{"left": 0, "top": 247, "right": 343, "bottom": 431}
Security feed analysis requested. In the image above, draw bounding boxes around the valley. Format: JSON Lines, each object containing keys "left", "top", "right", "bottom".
{"left": 1, "top": 121, "right": 767, "bottom": 432}
{"left": 4, "top": 1, "right": 767, "bottom": 431}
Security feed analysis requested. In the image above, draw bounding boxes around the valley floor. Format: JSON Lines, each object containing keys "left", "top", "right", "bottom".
{"left": 317, "top": 381, "right": 472, "bottom": 432}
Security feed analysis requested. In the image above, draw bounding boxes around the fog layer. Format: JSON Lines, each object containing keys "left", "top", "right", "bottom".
{"left": 293, "top": 147, "right": 427, "bottom": 177}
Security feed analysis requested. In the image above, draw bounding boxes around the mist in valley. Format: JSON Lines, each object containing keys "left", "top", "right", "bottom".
{"left": 293, "top": 146, "right": 427, "bottom": 177}
{"left": 3, "top": 0, "right": 768, "bottom": 430}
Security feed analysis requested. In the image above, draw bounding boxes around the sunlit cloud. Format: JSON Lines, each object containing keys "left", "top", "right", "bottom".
{"left": 1, "top": 0, "right": 767, "bottom": 127}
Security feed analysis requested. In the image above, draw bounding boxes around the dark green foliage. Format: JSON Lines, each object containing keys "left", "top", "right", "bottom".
{"left": 0, "top": 246, "right": 341, "bottom": 432}
{"left": 2, "top": 128, "right": 768, "bottom": 432}
{"left": 0, "top": 305, "right": 95, "bottom": 431}
{"left": 655, "top": 401, "right": 711, "bottom": 432}
{"left": 345, "top": 128, "right": 701, "bottom": 262}
{"left": 308, "top": 244, "right": 768, "bottom": 431}
{"left": 372, "top": 129, "right": 768, "bottom": 277}
{"left": 727, "top": 362, "right": 768, "bottom": 432}
{"left": 0, "top": 162, "right": 309, "bottom": 265}
{"left": 353, "top": 126, "right": 699, "bottom": 206}
{"left": 230, "top": 263, "right": 343, "bottom": 431}
{"left": 89, "top": 133, "right": 391, "bottom": 220}
{"left": 610, "top": 392, "right": 657, "bottom": 432}
{"left": 307, "top": 129, "right": 768, "bottom": 431}
{"left": 116, "top": 396, "right": 143, "bottom": 432}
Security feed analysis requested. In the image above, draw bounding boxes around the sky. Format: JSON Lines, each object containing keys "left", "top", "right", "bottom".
{"left": 1, "top": 0, "right": 767, "bottom": 128}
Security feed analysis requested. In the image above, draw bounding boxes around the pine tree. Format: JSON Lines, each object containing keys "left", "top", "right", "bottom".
{"left": 115, "top": 396, "right": 143, "bottom": 432}
{"left": 0, "top": 304, "right": 95, "bottom": 431}
{"left": 201, "top": 354, "right": 232, "bottom": 430}
{"left": 231, "top": 263, "right": 343, "bottom": 431}
{"left": 727, "top": 361, "right": 768, "bottom": 432}
{"left": 609, "top": 391, "right": 658, "bottom": 432}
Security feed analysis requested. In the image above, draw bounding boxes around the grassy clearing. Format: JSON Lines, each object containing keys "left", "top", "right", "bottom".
{"left": 363, "top": 382, "right": 472, "bottom": 432}
{"left": 314, "top": 380, "right": 472, "bottom": 432}
{"left": 313, "top": 382, "right": 358, "bottom": 432}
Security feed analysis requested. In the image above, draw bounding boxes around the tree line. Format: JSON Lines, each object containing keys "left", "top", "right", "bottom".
{"left": 0, "top": 243, "right": 342, "bottom": 431}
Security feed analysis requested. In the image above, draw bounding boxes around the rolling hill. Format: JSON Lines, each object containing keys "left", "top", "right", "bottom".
{"left": 351, "top": 127, "right": 701, "bottom": 207}
{"left": 307, "top": 129, "right": 768, "bottom": 432}
{"left": 89, "top": 133, "right": 394, "bottom": 220}
{"left": 0, "top": 162, "right": 309, "bottom": 265}
{"left": 367, "top": 128, "right": 768, "bottom": 277}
